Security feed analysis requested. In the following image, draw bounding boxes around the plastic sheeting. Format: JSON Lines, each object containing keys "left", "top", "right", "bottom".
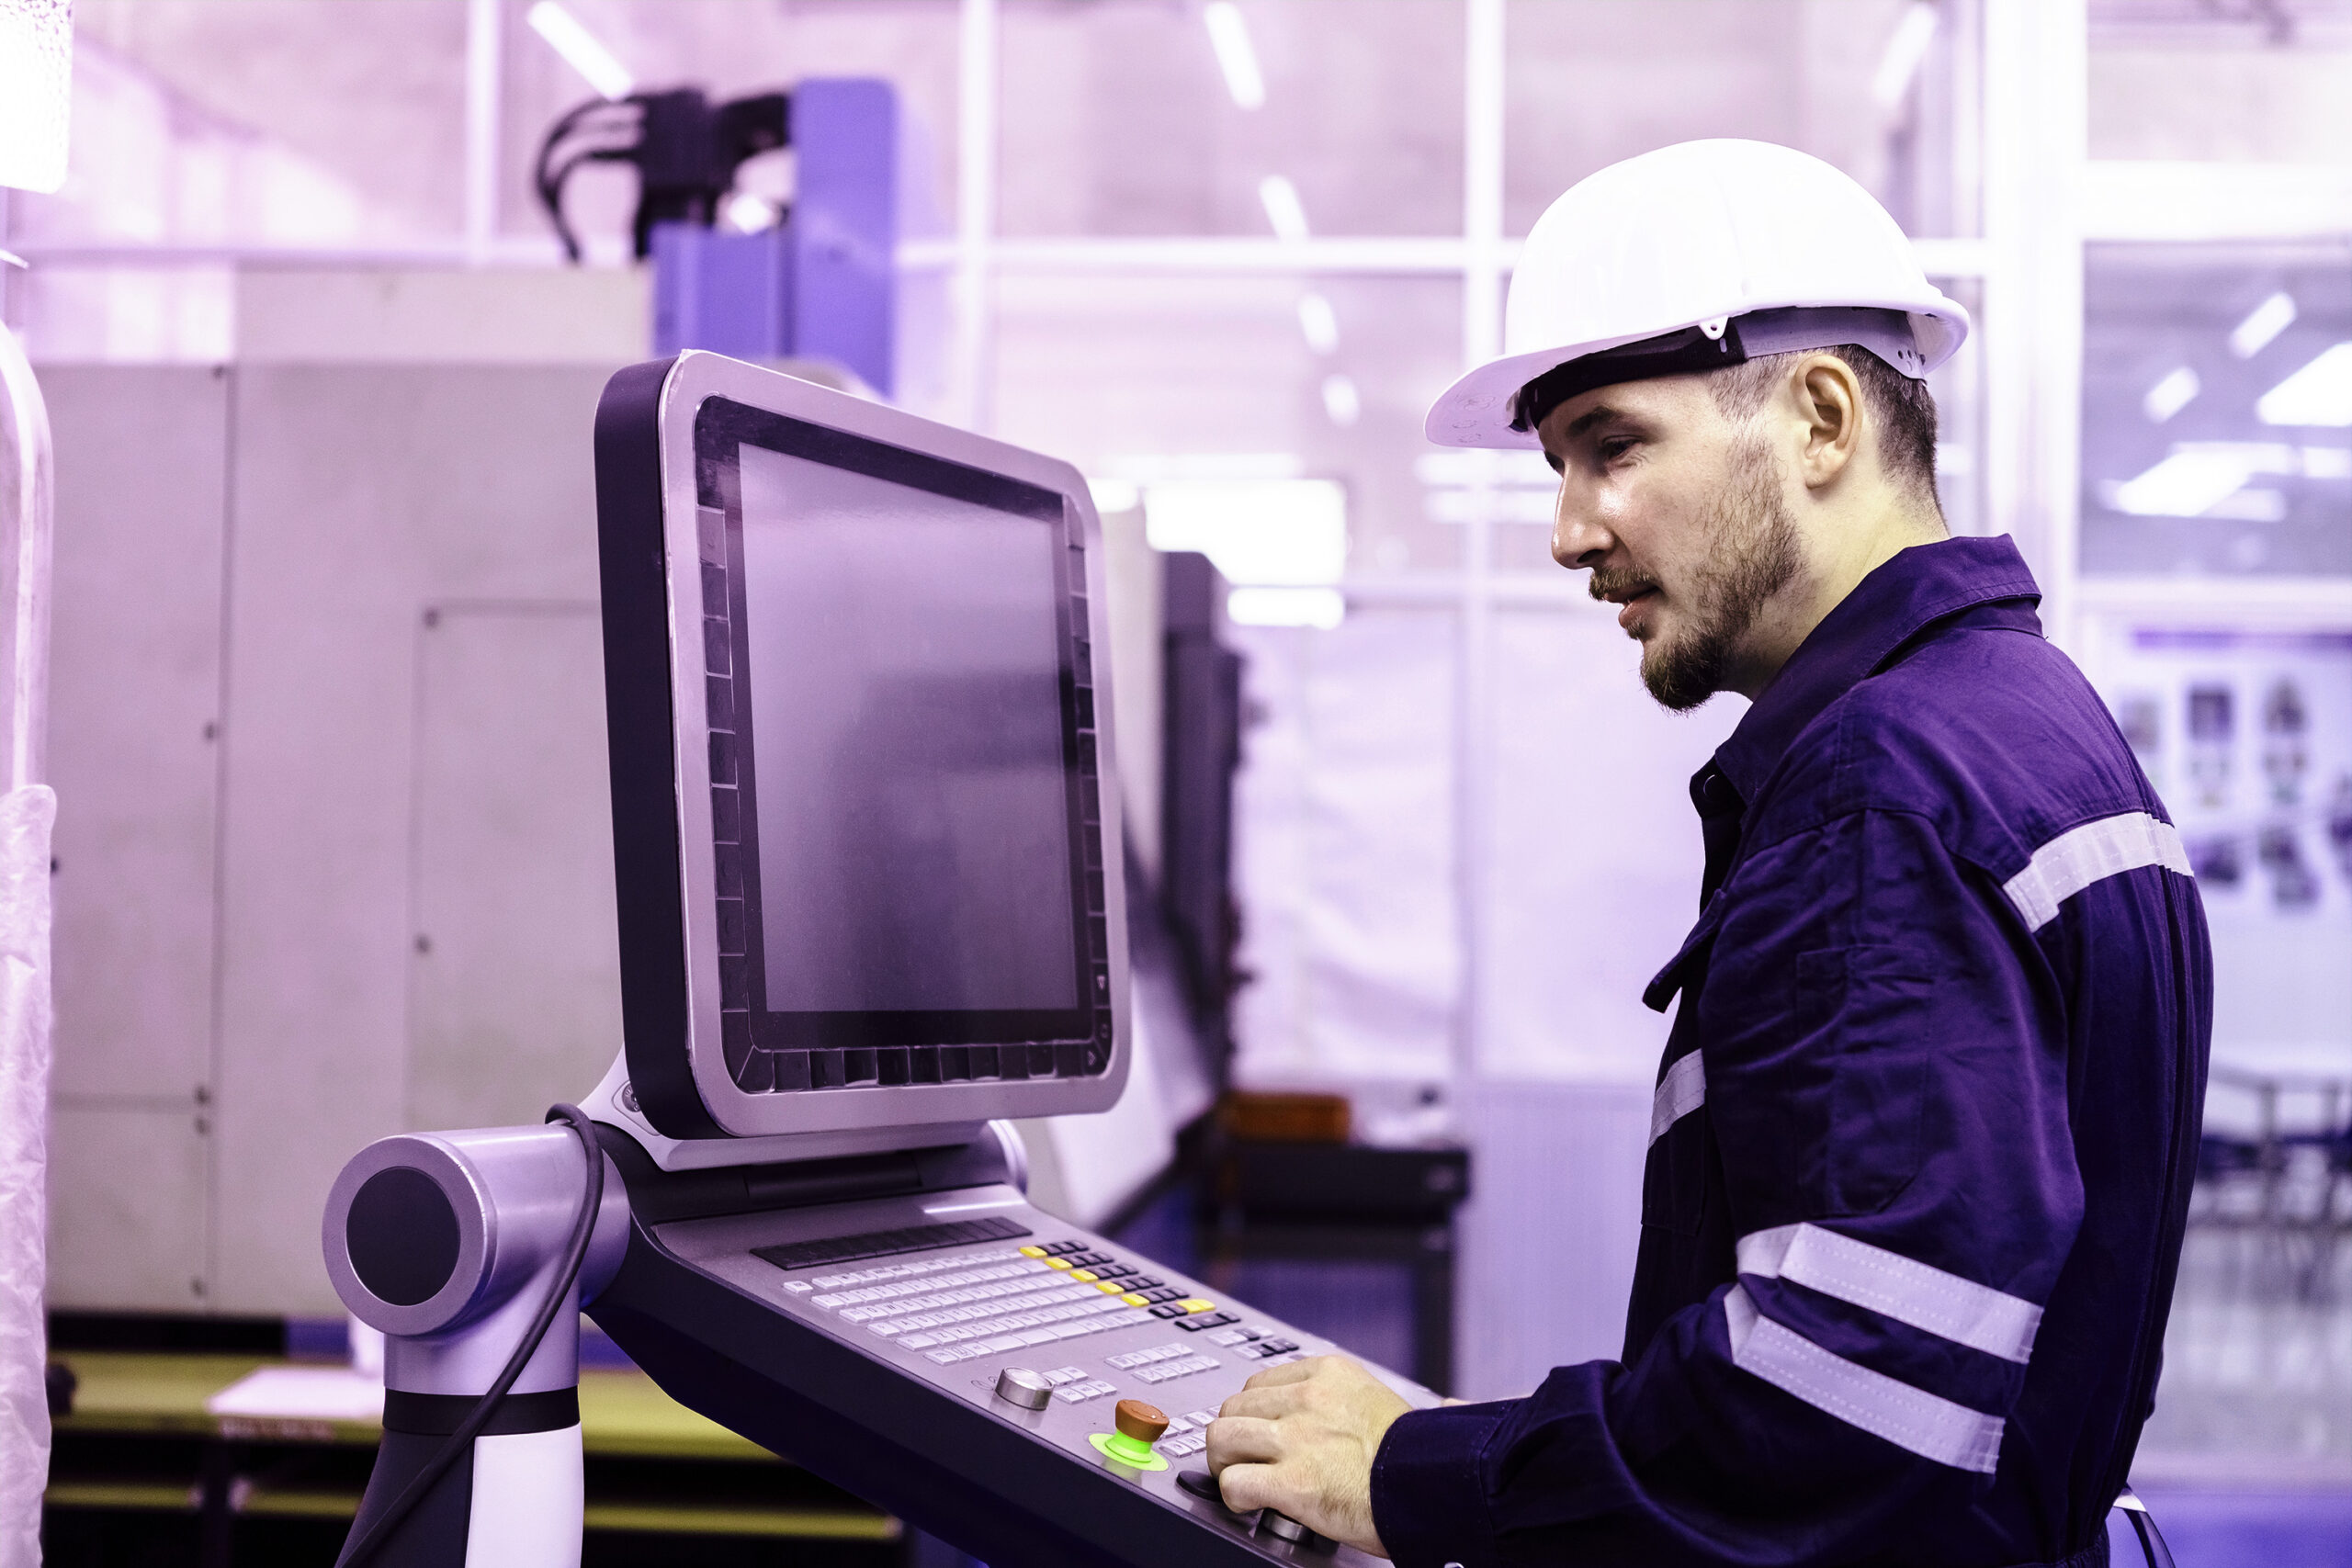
{"left": 0, "top": 783, "right": 53, "bottom": 1568}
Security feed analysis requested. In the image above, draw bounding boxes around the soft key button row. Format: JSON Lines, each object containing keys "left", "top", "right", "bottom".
{"left": 1135, "top": 1354, "right": 1220, "bottom": 1384}
{"left": 824, "top": 1262, "right": 1049, "bottom": 1315}
{"left": 1159, "top": 1431, "right": 1208, "bottom": 1458}
{"left": 1053, "top": 1379, "right": 1119, "bottom": 1404}
{"left": 803, "top": 1246, "right": 1030, "bottom": 1292}
{"left": 1104, "top": 1342, "right": 1193, "bottom": 1372}
{"left": 916, "top": 1297, "right": 1149, "bottom": 1361}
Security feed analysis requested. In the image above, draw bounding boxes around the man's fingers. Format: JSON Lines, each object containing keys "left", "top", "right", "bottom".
{"left": 1215, "top": 1382, "right": 1307, "bottom": 1422}
{"left": 1212, "top": 1460, "right": 1281, "bottom": 1515}
{"left": 1239, "top": 1357, "right": 1321, "bottom": 1392}
{"left": 1204, "top": 1413, "right": 1282, "bottom": 1470}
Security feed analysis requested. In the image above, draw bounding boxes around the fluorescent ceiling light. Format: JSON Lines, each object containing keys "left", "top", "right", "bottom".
{"left": 1258, "top": 175, "right": 1310, "bottom": 243}
{"left": 2229, "top": 291, "right": 2297, "bottom": 359}
{"left": 1424, "top": 490, "right": 1557, "bottom": 525}
{"left": 527, "top": 2, "right": 635, "bottom": 102}
{"left": 1228, "top": 587, "right": 1344, "bottom": 630}
{"left": 0, "top": 0, "right": 73, "bottom": 192}
{"left": 1296, "top": 294, "right": 1340, "bottom": 355}
{"left": 2142, "top": 367, "right": 2199, "bottom": 423}
{"left": 1203, "top": 3, "right": 1267, "bottom": 111}
{"left": 1095, "top": 452, "right": 1302, "bottom": 484}
{"left": 1414, "top": 450, "right": 1558, "bottom": 489}
{"left": 2201, "top": 489, "right": 2288, "bottom": 524}
{"left": 1870, "top": 3, "right": 1939, "bottom": 111}
{"left": 1144, "top": 479, "right": 1346, "bottom": 586}
{"left": 2110, "top": 448, "right": 2265, "bottom": 517}
{"left": 1085, "top": 477, "right": 1141, "bottom": 513}
{"left": 1320, "top": 375, "right": 1361, "bottom": 427}
{"left": 2256, "top": 342, "right": 2352, "bottom": 427}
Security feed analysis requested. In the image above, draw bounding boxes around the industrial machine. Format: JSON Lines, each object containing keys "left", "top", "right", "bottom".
{"left": 536, "top": 80, "right": 902, "bottom": 392}
{"left": 320, "top": 352, "right": 1435, "bottom": 1566}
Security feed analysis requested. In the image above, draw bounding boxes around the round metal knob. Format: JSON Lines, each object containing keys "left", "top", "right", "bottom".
{"left": 1261, "top": 1511, "right": 1309, "bottom": 1543}
{"left": 994, "top": 1367, "right": 1052, "bottom": 1411}
{"left": 1114, "top": 1399, "right": 1169, "bottom": 1444}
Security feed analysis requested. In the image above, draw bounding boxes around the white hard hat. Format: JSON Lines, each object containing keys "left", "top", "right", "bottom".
{"left": 1426, "top": 139, "right": 1971, "bottom": 449}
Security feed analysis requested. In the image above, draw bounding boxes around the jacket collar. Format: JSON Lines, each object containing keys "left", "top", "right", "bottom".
{"left": 1709, "top": 535, "right": 2044, "bottom": 806}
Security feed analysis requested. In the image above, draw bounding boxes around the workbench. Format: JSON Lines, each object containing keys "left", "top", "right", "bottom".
{"left": 45, "top": 1349, "right": 904, "bottom": 1566}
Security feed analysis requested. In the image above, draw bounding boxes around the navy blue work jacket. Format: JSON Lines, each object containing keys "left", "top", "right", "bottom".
{"left": 1372, "top": 536, "right": 2211, "bottom": 1568}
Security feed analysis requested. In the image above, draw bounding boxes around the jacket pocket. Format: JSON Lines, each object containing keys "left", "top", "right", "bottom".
{"left": 1802, "top": 944, "right": 1930, "bottom": 1216}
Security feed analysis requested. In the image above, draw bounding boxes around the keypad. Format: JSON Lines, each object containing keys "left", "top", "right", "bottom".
{"left": 784, "top": 1235, "right": 1220, "bottom": 1368}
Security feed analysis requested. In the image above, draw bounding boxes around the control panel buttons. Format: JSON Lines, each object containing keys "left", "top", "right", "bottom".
{"left": 1114, "top": 1399, "right": 1170, "bottom": 1446}
{"left": 994, "top": 1367, "right": 1053, "bottom": 1411}
{"left": 1091, "top": 1398, "right": 1173, "bottom": 1472}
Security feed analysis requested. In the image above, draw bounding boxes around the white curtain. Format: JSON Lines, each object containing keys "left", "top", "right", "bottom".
{"left": 0, "top": 784, "right": 53, "bottom": 1568}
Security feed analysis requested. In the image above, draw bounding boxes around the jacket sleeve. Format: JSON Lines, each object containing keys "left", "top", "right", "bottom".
{"left": 1368, "top": 807, "right": 2086, "bottom": 1567}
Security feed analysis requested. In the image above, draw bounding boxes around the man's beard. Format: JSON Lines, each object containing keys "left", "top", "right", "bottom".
{"left": 1590, "top": 435, "right": 1800, "bottom": 712}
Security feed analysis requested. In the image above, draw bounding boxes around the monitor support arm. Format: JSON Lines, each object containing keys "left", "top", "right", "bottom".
{"left": 323, "top": 1122, "right": 633, "bottom": 1568}
{"left": 323, "top": 1109, "right": 1032, "bottom": 1567}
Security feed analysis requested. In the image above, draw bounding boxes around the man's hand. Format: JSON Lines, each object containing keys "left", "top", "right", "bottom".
{"left": 1205, "top": 1356, "right": 1411, "bottom": 1557}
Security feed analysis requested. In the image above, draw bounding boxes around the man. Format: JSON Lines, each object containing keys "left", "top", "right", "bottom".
{"left": 1203, "top": 140, "right": 2210, "bottom": 1567}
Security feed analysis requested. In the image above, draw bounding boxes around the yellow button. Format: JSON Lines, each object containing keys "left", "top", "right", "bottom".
{"left": 1070, "top": 1269, "right": 1098, "bottom": 1282}
{"left": 1019, "top": 1246, "right": 1046, "bottom": 1258}
{"left": 1179, "top": 1298, "right": 1215, "bottom": 1314}
{"left": 1046, "top": 1258, "right": 1074, "bottom": 1270}
{"left": 1098, "top": 1281, "right": 1127, "bottom": 1294}
{"left": 1120, "top": 1292, "right": 1149, "bottom": 1307}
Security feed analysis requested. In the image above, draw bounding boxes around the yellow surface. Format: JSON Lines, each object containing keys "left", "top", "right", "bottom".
{"left": 1046, "top": 1258, "right": 1073, "bottom": 1269}
{"left": 48, "top": 1351, "right": 775, "bottom": 1460}
{"left": 1120, "top": 1292, "right": 1148, "bottom": 1307}
{"left": 1018, "top": 1246, "right": 1046, "bottom": 1258}
{"left": 1069, "top": 1269, "right": 1098, "bottom": 1282}
{"left": 46, "top": 1350, "right": 894, "bottom": 1539}
{"left": 1179, "top": 1299, "right": 1215, "bottom": 1314}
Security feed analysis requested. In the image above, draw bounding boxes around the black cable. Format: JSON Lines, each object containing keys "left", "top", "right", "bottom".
{"left": 534, "top": 96, "right": 643, "bottom": 263}
{"left": 335, "top": 1104, "right": 607, "bottom": 1568}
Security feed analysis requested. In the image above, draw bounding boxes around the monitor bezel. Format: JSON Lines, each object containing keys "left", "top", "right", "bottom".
{"left": 596, "top": 352, "right": 1131, "bottom": 1140}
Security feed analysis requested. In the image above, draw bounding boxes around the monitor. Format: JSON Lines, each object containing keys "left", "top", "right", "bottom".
{"left": 594, "top": 353, "right": 1130, "bottom": 1140}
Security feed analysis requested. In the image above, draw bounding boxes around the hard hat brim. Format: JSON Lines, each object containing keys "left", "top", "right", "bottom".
{"left": 1423, "top": 300, "right": 1971, "bottom": 450}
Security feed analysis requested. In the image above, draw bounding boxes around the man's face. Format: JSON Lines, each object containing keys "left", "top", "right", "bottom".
{"left": 1536, "top": 374, "right": 1800, "bottom": 710}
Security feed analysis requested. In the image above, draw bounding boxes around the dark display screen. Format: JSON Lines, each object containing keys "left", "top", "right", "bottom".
{"left": 695, "top": 400, "right": 1109, "bottom": 1091}
{"left": 736, "top": 444, "right": 1078, "bottom": 1012}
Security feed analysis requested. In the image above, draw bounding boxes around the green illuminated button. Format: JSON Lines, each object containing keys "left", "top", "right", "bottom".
{"left": 1091, "top": 1399, "right": 1172, "bottom": 1472}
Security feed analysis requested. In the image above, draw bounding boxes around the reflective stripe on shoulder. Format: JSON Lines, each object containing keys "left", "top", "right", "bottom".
{"left": 1648, "top": 1051, "right": 1706, "bottom": 1145}
{"left": 1724, "top": 1284, "right": 2006, "bottom": 1474}
{"left": 2002, "top": 810, "right": 2191, "bottom": 932}
{"left": 1736, "top": 1223, "right": 2041, "bottom": 1364}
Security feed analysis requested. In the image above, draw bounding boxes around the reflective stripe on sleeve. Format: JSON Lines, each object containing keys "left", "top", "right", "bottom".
{"left": 1736, "top": 1223, "right": 2041, "bottom": 1364}
{"left": 2002, "top": 811, "right": 2191, "bottom": 932}
{"left": 1647, "top": 1051, "right": 1706, "bottom": 1145}
{"left": 1724, "top": 1284, "right": 2006, "bottom": 1474}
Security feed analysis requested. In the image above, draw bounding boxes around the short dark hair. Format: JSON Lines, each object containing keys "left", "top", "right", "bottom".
{"left": 1707, "top": 345, "right": 1940, "bottom": 510}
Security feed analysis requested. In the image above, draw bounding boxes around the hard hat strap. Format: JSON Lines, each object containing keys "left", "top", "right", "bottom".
{"left": 1509, "top": 306, "right": 1925, "bottom": 435}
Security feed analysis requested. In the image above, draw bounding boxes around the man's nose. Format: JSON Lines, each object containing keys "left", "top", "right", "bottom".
{"left": 1551, "top": 486, "right": 1613, "bottom": 571}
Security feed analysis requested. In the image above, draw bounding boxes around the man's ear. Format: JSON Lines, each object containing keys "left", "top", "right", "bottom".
{"left": 1792, "top": 355, "right": 1862, "bottom": 491}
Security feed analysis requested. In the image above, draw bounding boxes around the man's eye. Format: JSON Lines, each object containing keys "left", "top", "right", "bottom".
{"left": 1600, "top": 437, "right": 1638, "bottom": 461}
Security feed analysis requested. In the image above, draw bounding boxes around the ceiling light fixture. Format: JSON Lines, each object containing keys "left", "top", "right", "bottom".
{"left": 2256, "top": 343, "right": 2352, "bottom": 427}
{"left": 527, "top": 2, "right": 635, "bottom": 102}
{"left": 2142, "top": 367, "right": 2199, "bottom": 424}
{"left": 1321, "top": 375, "right": 1362, "bottom": 427}
{"left": 1204, "top": 3, "right": 1268, "bottom": 110}
{"left": 2229, "top": 291, "right": 2298, "bottom": 359}
{"left": 1259, "top": 175, "right": 1309, "bottom": 243}
{"left": 1870, "top": 3, "right": 1939, "bottom": 112}
{"left": 1296, "top": 294, "right": 1340, "bottom": 354}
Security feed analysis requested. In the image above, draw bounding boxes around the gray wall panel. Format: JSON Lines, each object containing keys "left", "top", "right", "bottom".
{"left": 209, "top": 365, "right": 616, "bottom": 1314}
{"left": 50, "top": 1106, "right": 210, "bottom": 1312}
{"left": 43, "top": 365, "right": 228, "bottom": 1105}
{"left": 407, "top": 603, "right": 621, "bottom": 1133}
